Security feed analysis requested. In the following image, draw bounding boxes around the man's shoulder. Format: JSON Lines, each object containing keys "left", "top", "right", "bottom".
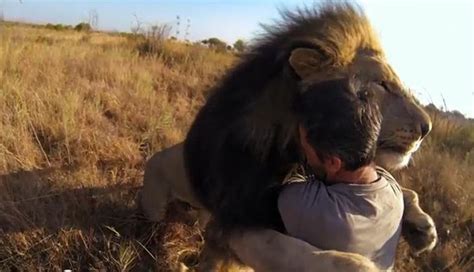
{"left": 280, "top": 180, "right": 324, "bottom": 202}
{"left": 375, "top": 166, "right": 402, "bottom": 194}
{"left": 278, "top": 179, "right": 329, "bottom": 219}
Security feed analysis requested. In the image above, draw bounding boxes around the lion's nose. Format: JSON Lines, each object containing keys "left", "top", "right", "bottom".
{"left": 420, "top": 122, "right": 431, "bottom": 139}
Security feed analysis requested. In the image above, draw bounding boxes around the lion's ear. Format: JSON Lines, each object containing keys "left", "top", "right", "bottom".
{"left": 288, "top": 48, "right": 326, "bottom": 79}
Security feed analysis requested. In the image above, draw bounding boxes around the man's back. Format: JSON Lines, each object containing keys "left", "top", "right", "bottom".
{"left": 278, "top": 166, "right": 404, "bottom": 270}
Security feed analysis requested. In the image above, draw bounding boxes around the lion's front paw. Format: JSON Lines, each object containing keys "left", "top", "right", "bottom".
{"left": 402, "top": 210, "right": 437, "bottom": 255}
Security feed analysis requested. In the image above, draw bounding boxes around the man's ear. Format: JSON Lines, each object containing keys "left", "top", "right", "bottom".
{"left": 288, "top": 48, "right": 328, "bottom": 79}
{"left": 324, "top": 155, "right": 343, "bottom": 175}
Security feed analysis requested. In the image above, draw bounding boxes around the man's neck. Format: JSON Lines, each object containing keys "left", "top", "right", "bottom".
{"left": 326, "top": 163, "right": 378, "bottom": 185}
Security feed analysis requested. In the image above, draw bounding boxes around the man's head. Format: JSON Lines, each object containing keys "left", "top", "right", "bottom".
{"left": 298, "top": 78, "right": 382, "bottom": 177}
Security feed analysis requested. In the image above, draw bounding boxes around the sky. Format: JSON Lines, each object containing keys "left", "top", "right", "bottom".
{"left": 2, "top": 0, "right": 473, "bottom": 117}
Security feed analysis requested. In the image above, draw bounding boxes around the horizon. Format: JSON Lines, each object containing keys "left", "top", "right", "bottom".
{"left": 2, "top": 0, "right": 473, "bottom": 117}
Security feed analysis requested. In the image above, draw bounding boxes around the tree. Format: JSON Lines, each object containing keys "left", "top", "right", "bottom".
{"left": 233, "top": 39, "right": 246, "bottom": 53}
{"left": 131, "top": 13, "right": 143, "bottom": 34}
{"left": 88, "top": 9, "right": 99, "bottom": 30}
{"left": 74, "top": 22, "right": 92, "bottom": 32}
{"left": 203, "top": 37, "right": 227, "bottom": 52}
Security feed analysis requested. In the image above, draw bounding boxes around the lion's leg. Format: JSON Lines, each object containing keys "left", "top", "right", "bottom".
{"left": 198, "top": 219, "right": 232, "bottom": 272}
{"left": 229, "top": 229, "right": 378, "bottom": 272}
{"left": 198, "top": 242, "right": 223, "bottom": 272}
{"left": 401, "top": 187, "right": 437, "bottom": 254}
{"left": 140, "top": 152, "right": 170, "bottom": 221}
{"left": 197, "top": 219, "right": 256, "bottom": 272}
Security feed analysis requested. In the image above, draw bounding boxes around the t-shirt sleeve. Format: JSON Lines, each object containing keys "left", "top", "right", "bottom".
{"left": 376, "top": 166, "right": 403, "bottom": 196}
{"left": 278, "top": 181, "right": 323, "bottom": 235}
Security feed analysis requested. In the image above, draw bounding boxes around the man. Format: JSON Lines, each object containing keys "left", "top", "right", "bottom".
{"left": 278, "top": 78, "right": 404, "bottom": 270}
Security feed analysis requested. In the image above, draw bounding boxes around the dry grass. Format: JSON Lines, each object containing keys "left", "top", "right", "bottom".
{"left": 394, "top": 110, "right": 474, "bottom": 271}
{"left": 0, "top": 22, "right": 232, "bottom": 271}
{"left": 0, "top": 22, "right": 472, "bottom": 271}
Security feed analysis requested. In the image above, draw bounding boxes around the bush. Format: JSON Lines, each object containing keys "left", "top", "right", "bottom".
{"left": 135, "top": 24, "right": 171, "bottom": 56}
{"left": 233, "top": 39, "right": 246, "bottom": 53}
{"left": 426, "top": 107, "right": 474, "bottom": 158}
{"left": 45, "top": 23, "right": 72, "bottom": 31}
{"left": 444, "top": 124, "right": 474, "bottom": 155}
{"left": 202, "top": 37, "right": 228, "bottom": 53}
{"left": 74, "top": 22, "right": 92, "bottom": 32}
{"left": 35, "top": 36, "right": 55, "bottom": 45}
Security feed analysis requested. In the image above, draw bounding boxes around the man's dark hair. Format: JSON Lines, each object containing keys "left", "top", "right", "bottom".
{"left": 299, "top": 78, "right": 382, "bottom": 170}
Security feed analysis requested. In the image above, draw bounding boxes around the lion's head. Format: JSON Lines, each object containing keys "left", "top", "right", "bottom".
{"left": 262, "top": 3, "right": 431, "bottom": 171}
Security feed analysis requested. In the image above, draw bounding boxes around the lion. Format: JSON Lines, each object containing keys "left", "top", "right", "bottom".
{"left": 141, "top": 3, "right": 437, "bottom": 271}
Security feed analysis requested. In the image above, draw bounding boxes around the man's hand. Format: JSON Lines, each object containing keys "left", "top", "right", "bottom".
{"left": 401, "top": 188, "right": 438, "bottom": 255}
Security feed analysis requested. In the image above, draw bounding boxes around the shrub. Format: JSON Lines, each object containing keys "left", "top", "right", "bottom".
{"left": 135, "top": 24, "right": 171, "bottom": 56}
{"left": 202, "top": 37, "right": 228, "bottom": 53}
{"left": 80, "top": 35, "right": 91, "bottom": 43}
{"left": 35, "top": 36, "right": 55, "bottom": 45}
{"left": 233, "top": 39, "right": 246, "bottom": 53}
{"left": 426, "top": 106, "right": 474, "bottom": 158}
{"left": 74, "top": 22, "right": 92, "bottom": 32}
{"left": 45, "top": 23, "right": 72, "bottom": 31}
{"left": 444, "top": 124, "right": 474, "bottom": 155}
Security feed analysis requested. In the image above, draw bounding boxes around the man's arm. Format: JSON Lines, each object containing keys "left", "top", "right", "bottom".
{"left": 277, "top": 183, "right": 307, "bottom": 235}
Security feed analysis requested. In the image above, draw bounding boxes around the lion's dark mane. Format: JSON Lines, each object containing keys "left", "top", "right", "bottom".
{"left": 184, "top": 3, "right": 371, "bottom": 230}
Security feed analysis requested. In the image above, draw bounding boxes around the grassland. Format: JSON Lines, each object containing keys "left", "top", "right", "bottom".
{"left": 0, "top": 22, "right": 473, "bottom": 271}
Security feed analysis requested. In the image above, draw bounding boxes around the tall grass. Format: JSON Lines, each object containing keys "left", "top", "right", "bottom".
{"left": 394, "top": 109, "right": 474, "bottom": 271}
{"left": 0, "top": 22, "right": 232, "bottom": 271}
{"left": 0, "top": 22, "right": 472, "bottom": 271}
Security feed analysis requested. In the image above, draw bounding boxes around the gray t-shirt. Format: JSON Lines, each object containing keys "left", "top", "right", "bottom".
{"left": 278, "top": 166, "right": 404, "bottom": 270}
